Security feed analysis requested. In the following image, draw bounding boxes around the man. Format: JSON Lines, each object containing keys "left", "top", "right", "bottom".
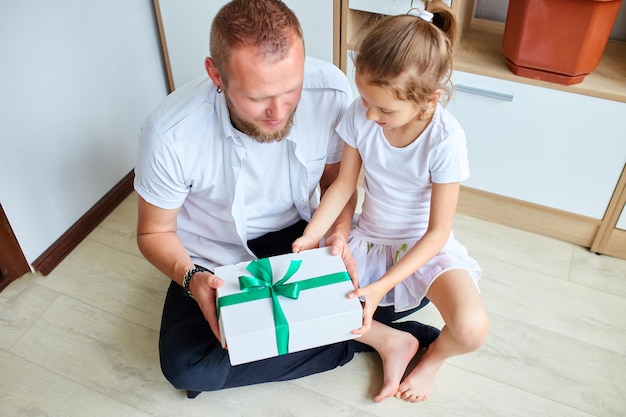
{"left": 134, "top": 0, "right": 438, "bottom": 398}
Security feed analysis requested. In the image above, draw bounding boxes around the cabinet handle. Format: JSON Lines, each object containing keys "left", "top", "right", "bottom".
{"left": 455, "top": 84, "right": 514, "bottom": 102}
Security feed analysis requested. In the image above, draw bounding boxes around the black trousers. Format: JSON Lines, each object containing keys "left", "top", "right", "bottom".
{"left": 158, "top": 220, "right": 432, "bottom": 394}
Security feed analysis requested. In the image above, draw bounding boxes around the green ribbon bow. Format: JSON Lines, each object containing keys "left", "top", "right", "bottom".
{"left": 217, "top": 257, "right": 351, "bottom": 356}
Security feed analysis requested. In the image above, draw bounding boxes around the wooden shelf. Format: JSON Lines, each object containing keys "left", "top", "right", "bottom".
{"left": 455, "top": 19, "right": 626, "bottom": 103}
{"left": 341, "top": 7, "right": 626, "bottom": 103}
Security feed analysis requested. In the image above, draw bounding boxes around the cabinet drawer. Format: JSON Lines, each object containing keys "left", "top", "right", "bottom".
{"left": 447, "top": 71, "right": 626, "bottom": 219}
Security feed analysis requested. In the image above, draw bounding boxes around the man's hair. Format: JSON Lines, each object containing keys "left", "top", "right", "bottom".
{"left": 210, "top": 0, "right": 304, "bottom": 82}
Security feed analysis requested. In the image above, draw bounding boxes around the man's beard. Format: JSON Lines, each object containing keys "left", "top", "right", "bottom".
{"left": 225, "top": 94, "right": 295, "bottom": 143}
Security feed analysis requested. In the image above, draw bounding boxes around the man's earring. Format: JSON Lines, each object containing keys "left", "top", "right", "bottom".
{"left": 216, "top": 86, "right": 223, "bottom": 93}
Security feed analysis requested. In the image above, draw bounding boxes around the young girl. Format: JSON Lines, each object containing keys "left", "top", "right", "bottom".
{"left": 293, "top": 1, "right": 489, "bottom": 403}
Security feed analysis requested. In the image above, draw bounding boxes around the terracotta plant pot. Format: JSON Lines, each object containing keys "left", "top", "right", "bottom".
{"left": 502, "top": 0, "right": 623, "bottom": 85}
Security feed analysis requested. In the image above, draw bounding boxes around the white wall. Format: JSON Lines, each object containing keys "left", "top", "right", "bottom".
{"left": 0, "top": 0, "right": 168, "bottom": 264}
{"left": 158, "top": 0, "right": 228, "bottom": 89}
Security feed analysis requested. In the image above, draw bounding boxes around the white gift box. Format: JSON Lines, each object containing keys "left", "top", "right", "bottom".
{"left": 215, "top": 247, "right": 362, "bottom": 366}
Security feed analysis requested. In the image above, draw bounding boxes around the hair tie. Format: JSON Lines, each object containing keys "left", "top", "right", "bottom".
{"left": 407, "top": 8, "right": 433, "bottom": 22}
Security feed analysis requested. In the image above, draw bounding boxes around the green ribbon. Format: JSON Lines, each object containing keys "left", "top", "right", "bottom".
{"left": 217, "top": 257, "right": 351, "bottom": 356}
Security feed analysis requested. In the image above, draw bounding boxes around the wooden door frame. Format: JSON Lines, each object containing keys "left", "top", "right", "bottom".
{"left": 591, "top": 163, "right": 626, "bottom": 256}
{"left": 0, "top": 203, "right": 31, "bottom": 292}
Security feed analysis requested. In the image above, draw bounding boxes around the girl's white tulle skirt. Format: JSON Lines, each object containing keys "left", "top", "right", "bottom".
{"left": 347, "top": 232, "right": 482, "bottom": 312}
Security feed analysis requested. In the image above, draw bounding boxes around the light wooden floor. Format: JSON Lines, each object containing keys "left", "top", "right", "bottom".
{"left": 2, "top": 192, "right": 625, "bottom": 417}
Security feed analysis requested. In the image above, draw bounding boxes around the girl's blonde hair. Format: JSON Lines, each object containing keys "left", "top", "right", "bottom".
{"left": 354, "top": 0, "right": 456, "bottom": 115}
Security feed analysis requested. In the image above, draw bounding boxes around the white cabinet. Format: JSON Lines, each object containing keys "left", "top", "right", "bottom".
{"left": 447, "top": 71, "right": 626, "bottom": 220}
{"left": 156, "top": 0, "right": 336, "bottom": 90}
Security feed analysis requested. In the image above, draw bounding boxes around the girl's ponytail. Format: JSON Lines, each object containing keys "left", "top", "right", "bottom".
{"left": 426, "top": 0, "right": 457, "bottom": 45}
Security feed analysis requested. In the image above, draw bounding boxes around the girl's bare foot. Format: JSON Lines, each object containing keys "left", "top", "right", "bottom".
{"left": 395, "top": 352, "right": 444, "bottom": 402}
{"left": 372, "top": 330, "right": 419, "bottom": 402}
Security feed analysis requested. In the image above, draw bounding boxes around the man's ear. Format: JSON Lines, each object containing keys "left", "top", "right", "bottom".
{"left": 205, "top": 57, "right": 223, "bottom": 89}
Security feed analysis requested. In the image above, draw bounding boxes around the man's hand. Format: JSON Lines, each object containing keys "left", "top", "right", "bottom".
{"left": 189, "top": 271, "right": 224, "bottom": 341}
{"left": 324, "top": 232, "right": 358, "bottom": 290}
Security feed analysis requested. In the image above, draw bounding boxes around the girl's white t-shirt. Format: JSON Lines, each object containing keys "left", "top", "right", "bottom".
{"left": 336, "top": 99, "right": 470, "bottom": 240}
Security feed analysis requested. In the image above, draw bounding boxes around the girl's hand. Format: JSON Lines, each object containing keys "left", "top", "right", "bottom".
{"left": 292, "top": 235, "right": 319, "bottom": 253}
{"left": 348, "top": 281, "right": 385, "bottom": 335}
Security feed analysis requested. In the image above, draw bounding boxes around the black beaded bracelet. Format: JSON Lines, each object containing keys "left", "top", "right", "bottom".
{"left": 182, "top": 265, "right": 209, "bottom": 299}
